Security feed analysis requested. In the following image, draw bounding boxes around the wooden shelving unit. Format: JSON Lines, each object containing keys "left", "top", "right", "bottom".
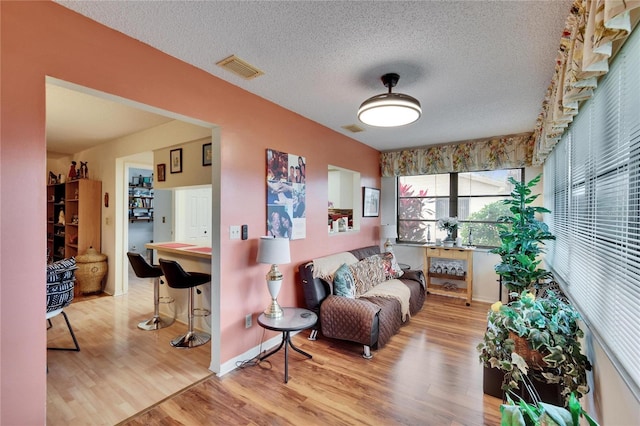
{"left": 423, "top": 245, "right": 474, "bottom": 306}
{"left": 129, "top": 179, "right": 153, "bottom": 223}
{"left": 47, "top": 179, "right": 101, "bottom": 262}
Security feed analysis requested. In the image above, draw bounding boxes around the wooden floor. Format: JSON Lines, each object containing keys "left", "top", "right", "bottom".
{"left": 118, "top": 295, "right": 502, "bottom": 426}
{"left": 48, "top": 279, "right": 502, "bottom": 425}
{"left": 46, "top": 275, "right": 213, "bottom": 425}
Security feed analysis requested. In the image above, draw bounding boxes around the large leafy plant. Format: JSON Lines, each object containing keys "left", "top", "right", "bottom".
{"left": 501, "top": 392, "right": 599, "bottom": 426}
{"left": 477, "top": 291, "right": 592, "bottom": 405}
{"left": 490, "top": 174, "right": 555, "bottom": 292}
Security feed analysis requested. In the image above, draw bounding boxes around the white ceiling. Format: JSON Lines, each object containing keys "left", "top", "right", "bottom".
{"left": 50, "top": 0, "right": 572, "bottom": 154}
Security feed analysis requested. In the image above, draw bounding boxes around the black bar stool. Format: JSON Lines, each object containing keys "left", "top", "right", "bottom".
{"left": 159, "top": 258, "right": 211, "bottom": 348}
{"left": 127, "top": 252, "right": 175, "bottom": 330}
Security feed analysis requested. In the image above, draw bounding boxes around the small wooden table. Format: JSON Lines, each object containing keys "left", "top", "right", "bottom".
{"left": 423, "top": 245, "right": 474, "bottom": 305}
{"left": 257, "top": 307, "right": 317, "bottom": 383}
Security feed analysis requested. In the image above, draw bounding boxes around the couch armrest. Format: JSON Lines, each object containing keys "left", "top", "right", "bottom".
{"left": 401, "top": 269, "right": 425, "bottom": 288}
{"left": 320, "top": 295, "right": 381, "bottom": 346}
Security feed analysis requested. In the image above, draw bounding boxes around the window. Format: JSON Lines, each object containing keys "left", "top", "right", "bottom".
{"left": 398, "top": 169, "right": 523, "bottom": 246}
{"left": 543, "top": 25, "right": 640, "bottom": 398}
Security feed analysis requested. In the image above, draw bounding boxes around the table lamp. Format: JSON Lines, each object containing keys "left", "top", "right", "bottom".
{"left": 256, "top": 236, "right": 291, "bottom": 318}
{"left": 381, "top": 224, "right": 397, "bottom": 252}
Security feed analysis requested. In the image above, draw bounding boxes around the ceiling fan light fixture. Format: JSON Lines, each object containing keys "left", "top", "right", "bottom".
{"left": 358, "top": 73, "right": 421, "bottom": 127}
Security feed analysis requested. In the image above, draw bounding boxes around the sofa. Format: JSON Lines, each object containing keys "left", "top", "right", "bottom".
{"left": 298, "top": 245, "right": 425, "bottom": 358}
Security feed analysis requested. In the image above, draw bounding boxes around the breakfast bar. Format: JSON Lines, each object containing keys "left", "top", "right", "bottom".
{"left": 145, "top": 241, "right": 212, "bottom": 334}
{"left": 145, "top": 241, "right": 212, "bottom": 261}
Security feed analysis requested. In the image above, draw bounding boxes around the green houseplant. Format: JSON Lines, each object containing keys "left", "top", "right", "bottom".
{"left": 478, "top": 174, "right": 592, "bottom": 407}
{"left": 477, "top": 291, "right": 591, "bottom": 403}
{"left": 490, "top": 174, "right": 555, "bottom": 293}
{"left": 501, "top": 392, "right": 599, "bottom": 426}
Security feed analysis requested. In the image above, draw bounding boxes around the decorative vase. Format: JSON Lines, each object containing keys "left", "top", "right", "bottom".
{"left": 75, "top": 247, "right": 108, "bottom": 294}
{"left": 443, "top": 229, "right": 455, "bottom": 247}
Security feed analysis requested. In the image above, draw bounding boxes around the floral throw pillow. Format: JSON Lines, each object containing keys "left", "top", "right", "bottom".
{"left": 379, "top": 252, "right": 404, "bottom": 280}
{"left": 333, "top": 263, "right": 355, "bottom": 298}
{"left": 349, "top": 255, "right": 386, "bottom": 297}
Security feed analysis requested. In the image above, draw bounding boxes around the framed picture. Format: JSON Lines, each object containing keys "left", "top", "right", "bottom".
{"left": 157, "top": 164, "right": 166, "bottom": 181}
{"left": 170, "top": 148, "right": 182, "bottom": 174}
{"left": 363, "top": 187, "right": 380, "bottom": 217}
{"left": 202, "top": 143, "right": 212, "bottom": 166}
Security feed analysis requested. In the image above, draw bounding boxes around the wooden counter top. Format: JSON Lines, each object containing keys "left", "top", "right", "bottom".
{"left": 145, "top": 241, "right": 212, "bottom": 259}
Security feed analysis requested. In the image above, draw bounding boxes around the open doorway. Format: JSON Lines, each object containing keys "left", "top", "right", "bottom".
{"left": 45, "top": 77, "right": 221, "bottom": 422}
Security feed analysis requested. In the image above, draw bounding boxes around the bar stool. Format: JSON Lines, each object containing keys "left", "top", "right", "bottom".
{"left": 127, "top": 252, "right": 175, "bottom": 330}
{"left": 159, "top": 258, "right": 211, "bottom": 348}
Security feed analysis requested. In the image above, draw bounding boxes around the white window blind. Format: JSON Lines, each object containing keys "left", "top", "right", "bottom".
{"left": 544, "top": 25, "right": 640, "bottom": 398}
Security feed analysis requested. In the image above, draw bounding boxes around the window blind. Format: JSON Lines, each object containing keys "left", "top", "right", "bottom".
{"left": 544, "top": 25, "right": 640, "bottom": 398}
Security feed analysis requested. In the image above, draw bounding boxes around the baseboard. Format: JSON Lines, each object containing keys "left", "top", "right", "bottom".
{"left": 216, "top": 330, "right": 302, "bottom": 377}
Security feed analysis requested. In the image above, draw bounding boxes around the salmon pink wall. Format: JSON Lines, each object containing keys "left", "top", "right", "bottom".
{"left": 0, "top": 2, "right": 380, "bottom": 423}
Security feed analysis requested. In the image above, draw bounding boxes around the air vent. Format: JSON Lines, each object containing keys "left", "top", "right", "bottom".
{"left": 342, "top": 124, "right": 365, "bottom": 133}
{"left": 216, "top": 55, "right": 264, "bottom": 80}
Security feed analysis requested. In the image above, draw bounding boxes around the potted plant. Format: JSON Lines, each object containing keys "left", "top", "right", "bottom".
{"left": 490, "top": 174, "right": 555, "bottom": 293}
{"left": 478, "top": 174, "right": 592, "bottom": 407}
{"left": 437, "top": 216, "right": 458, "bottom": 246}
{"left": 477, "top": 290, "right": 592, "bottom": 405}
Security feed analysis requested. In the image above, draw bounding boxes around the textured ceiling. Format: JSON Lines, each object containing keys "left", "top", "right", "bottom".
{"left": 52, "top": 0, "right": 573, "bottom": 153}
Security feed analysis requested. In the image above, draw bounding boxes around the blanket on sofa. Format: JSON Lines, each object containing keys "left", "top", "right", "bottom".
{"left": 361, "top": 278, "right": 411, "bottom": 322}
{"left": 312, "top": 251, "right": 359, "bottom": 280}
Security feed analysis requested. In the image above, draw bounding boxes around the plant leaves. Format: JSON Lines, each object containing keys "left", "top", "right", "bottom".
{"left": 540, "top": 402, "right": 573, "bottom": 426}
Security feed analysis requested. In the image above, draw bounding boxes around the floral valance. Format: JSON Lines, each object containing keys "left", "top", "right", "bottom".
{"left": 380, "top": 133, "right": 533, "bottom": 177}
{"left": 532, "top": 0, "right": 640, "bottom": 165}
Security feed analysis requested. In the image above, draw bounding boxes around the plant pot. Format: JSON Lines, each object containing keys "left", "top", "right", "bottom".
{"left": 483, "top": 366, "right": 504, "bottom": 399}
{"left": 482, "top": 366, "right": 564, "bottom": 406}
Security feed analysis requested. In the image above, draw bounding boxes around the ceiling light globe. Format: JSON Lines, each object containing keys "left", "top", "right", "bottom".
{"left": 358, "top": 93, "right": 422, "bottom": 127}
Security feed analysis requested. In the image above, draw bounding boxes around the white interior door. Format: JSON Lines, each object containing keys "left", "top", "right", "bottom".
{"left": 174, "top": 186, "right": 212, "bottom": 242}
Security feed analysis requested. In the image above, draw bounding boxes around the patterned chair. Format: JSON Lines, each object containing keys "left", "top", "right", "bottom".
{"left": 46, "top": 257, "right": 80, "bottom": 351}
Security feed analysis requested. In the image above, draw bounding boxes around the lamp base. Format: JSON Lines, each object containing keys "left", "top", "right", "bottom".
{"left": 264, "top": 299, "right": 284, "bottom": 318}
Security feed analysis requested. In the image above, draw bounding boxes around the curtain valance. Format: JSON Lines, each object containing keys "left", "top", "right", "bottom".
{"left": 380, "top": 133, "right": 533, "bottom": 177}
{"left": 532, "top": 0, "right": 640, "bottom": 165}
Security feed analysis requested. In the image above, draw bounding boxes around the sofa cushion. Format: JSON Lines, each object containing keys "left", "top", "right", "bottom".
{"left": 350, "top": 255, "right": 386, "bottom": 296}
{"left": 333, "top": 263, "right": 356, "bottom": 298}
{"left": 378, "top": 252, "right": 404, "bottom": 279}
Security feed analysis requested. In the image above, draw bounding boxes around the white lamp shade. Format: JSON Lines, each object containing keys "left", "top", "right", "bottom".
{"left": 256, "top": 236, "right": 291, "bottom": 265}
{"left": 381, "top": 224, "right": 397, "bottom": 239}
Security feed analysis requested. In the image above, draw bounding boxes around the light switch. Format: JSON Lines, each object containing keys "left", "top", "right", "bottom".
{"left": 230, "top": 225, "right": 241, "bottom": 240}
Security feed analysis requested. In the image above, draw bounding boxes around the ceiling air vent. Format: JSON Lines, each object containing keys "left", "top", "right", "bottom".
{"left": 342, "top": 124, "right": 365, "bottom": 133}
{"left": 216, "top": 55, "right": 264, "bottom": 80}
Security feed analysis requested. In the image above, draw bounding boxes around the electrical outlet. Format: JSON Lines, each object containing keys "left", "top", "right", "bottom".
{"left": 230, "top": 225, "right": 241, "bottom": 240}
{"left": 245, "top": 314, "right": 252, "bottom": 328}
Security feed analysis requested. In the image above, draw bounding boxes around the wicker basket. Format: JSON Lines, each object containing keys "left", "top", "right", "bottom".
{"left": 509, "top": 331, "right": 547, "bottom": 369}
{"left": 75, "top": 247, "right": 107, "bottom": 294}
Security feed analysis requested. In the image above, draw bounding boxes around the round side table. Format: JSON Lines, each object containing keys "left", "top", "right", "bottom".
{"left": 257, "top": 307, "right": 317, "bottom": 383}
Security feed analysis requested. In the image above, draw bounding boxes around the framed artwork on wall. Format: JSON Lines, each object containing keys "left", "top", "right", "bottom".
{"left": 170, "top": 148, "right": 182, "bottom": 174}
{"left": 363, "top": 187, "right": 380, "bottom": 217}
{"left": 202, "top": 143, "right": 212, "bottom": 166}
{"left": 157, "top": 164, "right": 166, "bottom": 182}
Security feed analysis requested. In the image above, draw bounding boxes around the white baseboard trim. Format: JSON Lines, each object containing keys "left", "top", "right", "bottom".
{"left": 215, "top": 330, "right": 302, "bottom": 377}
